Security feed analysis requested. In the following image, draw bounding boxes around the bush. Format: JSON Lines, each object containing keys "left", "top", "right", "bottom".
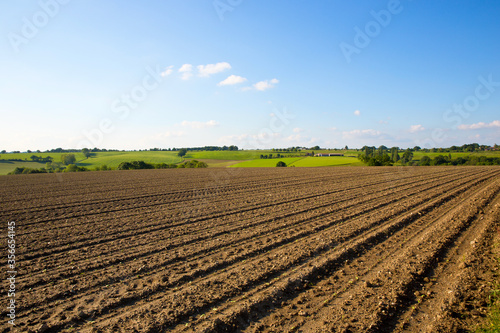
{"left": 65, "top": 164, "right": 88, "bottom": 172}
{"left": 61, "top": 154, "right": 77, "bottom": 165}
{"left": 419, "top": 156, "right": 432, "bottom": 166}
{"left": 276, "top": 161, "right": 287, "bottom": 167}
{"left": 118, "top": 161, "right": 154, "bottom": 170}
{"left": 179, "top": 160, "right": 208, "bottom": 168}
{"left": 94, "top": 164, "right": 112, "bottom": 171}
{"left": 9, "top": 167, "right": 48, "bottom": 175}
{"left": 155, "top": 163, "right": 178, "bottom": 169}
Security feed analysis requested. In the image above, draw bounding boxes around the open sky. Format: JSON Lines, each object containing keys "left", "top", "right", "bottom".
{"left": 1, "top": 0, "right": 499, "bottom": 151}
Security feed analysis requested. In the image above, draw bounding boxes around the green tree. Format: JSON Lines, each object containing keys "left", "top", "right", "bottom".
{"left": 61, "top": 154, "right": 76, "bottom": 165}
{"left": 276, "top": 161, "right": 287, "bottom": 167}
{"left": 419, "top": 156, "right": 432, "bottom": 166}
{"left": 177, "top": 148, "right": 188, "bottom": 157}
{"left": 82, "top": 148, "right": 91, "bottom": 158}
{"left": 401, "top": 149, "right": 413, "bottom": 165}
{"left": 390, "top": 147, "right": 400, "bottom": 162}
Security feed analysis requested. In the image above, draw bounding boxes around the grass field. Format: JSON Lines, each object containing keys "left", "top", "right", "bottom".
{"left": 290, "top": 156, "right": 363, "bottom": 167}
{"left": 0, "top": 149, "right": 498, "bottom": 174}
{"left": 0, "top": 151, "right": 183, "bottom": 175}
{"left": 230, "top": 157, "right": 305, "bottom": 168}
{"left": 230, "top": 156, "right": 363, "bottom": 168}
{"left": 187, "top": 150, "right": 266, "bottom": 160}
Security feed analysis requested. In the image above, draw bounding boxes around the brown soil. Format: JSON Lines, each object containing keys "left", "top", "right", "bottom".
{"left": 0, "top": 166, "right": 499, "bottom": 332}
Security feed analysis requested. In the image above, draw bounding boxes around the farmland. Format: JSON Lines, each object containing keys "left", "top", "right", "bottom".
{"left": 1, "top": 166, "right": 500, "bottom": 332}
{"left": 1, "top": 149, "right": 499, "bottom": 174}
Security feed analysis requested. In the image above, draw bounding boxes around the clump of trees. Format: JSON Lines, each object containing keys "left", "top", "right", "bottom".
{"left": 30, "top": 155, "right": 54, "bottom": 163}
{"left": 178, "top": 160, "right": 208, "bottom": 168}
{"left": 358, "top": 145, "right": 500, "bottom": 166}
{"left": 8, "top": 164, "right": 88, "bottom": 174}
{"left": 117, "top": 161, "right": 155, "bottom": 170}
{"left": 9, "top": 167, "right": 50, "bottom": 175}
{"left": 261, "top": 153, "right": 294, "bottom": 159}
{"left": 358, "top": 146, "right": 400, "bottom": 166}
{"left": 418, "top": 155, "right": 500, "bottom": 166}
{"left": 276, "top": 161, "right": 287, "bottom": 167}
{"left": 117, "top": 160, "right": 208, "bottom": 170}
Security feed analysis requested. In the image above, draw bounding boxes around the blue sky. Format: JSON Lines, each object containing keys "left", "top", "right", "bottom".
{"left": 1, "top": 0, "right": 499, "bottom": 151}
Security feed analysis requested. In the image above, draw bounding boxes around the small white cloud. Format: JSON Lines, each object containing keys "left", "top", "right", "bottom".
{"left": 179, "top": 64, "right": 193, "bottom": 80}
{"left": 354, "top": 110, "right": 361, "bottom": 116}
{"left": 218, "top": 75, "right": 247, "bottom": 86}
{"left": 458, "top": 120, "right": 500, "bottom": 130}
{"left": 181, "top": 120, "right": 220, "bottom": 129}
{"left": 293, "top": 127, "right": 304, "bottom": 133}
{"left": 253, "top": 78, "right": 279, "bottom": 91}
{"left": 160, "top": 65, "right": 174, "bottom": 77}
{"left": 158, "top": 131, "right": 185, "bottom": 138}
{"left": 409, "top": 124, "right": 425, "bottom": 133}
{"left": 342, "top": 129, "right": 382, "bottom": 139}
{"left": 218, "top": 134, "right": 249, "bottom": 144}
{"left": 198, "top": 62, "right": 231, "bottom": 77}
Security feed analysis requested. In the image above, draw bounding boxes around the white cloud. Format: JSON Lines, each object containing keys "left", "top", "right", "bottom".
{"left": 197, "top": 62, "right": 231, "bottom": 77}
{"left": 409, "top": 124, "right": 425, "bottom": 133}
{"left": 354, "top": 110, "right": 361, "bottom": 116}
{"left": 293, "top": 127, "right": 304, "bottom": 133}
{"left": 181, "top": 120, "right": 220, "bottom": 129}
{"left": 218, "top": 134, "right": 250, "bottom": 144}
{"left": 252, "top": 78, "right": 279, "bottom": 91}
{"left": 155, "top": 130, "right": 185, "bottom": 138}
{"left": 160, "top": 65, "right": 174, "bottom": 77}
{"left": 458, "top": 120, "right": 500, "bottom": 130}
{"left": 178, "top": 64, "right": 193, "bottom": 80}
{"left": 342, "top": 129, "right": 382, "bottom": 139}
{"left": 218, "top": 75, "right": 247, "bottom": 86}
{"left": 285, "top": 134, "right": 318, "bottom": 145}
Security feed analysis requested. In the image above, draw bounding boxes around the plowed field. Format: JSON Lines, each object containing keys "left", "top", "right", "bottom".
{"left": 1, "top": 166, "right": 500, "bottom": 332}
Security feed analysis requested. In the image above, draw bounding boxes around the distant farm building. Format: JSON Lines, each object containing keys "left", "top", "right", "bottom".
{"left": 315, "top": 153, "right": 344, "bottom": 157}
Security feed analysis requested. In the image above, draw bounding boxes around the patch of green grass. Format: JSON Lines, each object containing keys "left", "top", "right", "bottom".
{"left": 77, "top": 151, "right": 182, "bottom": 168}
{"left": 476, "top": 243, "right": 500, "bottom": 333}
{"left": 289, "top": 156, "right": 362, "bottom": 167}
{"left": 476, "top": 290, "right": 500, "bottom": 332}
{"left": 230, "top": 157, "right": 304, "bottom": 168}
{"left": 187, "top": 150, "right": 267, "bottom": 160}
{"left": 0, "top": 160, "right": 48, "bottom": 175}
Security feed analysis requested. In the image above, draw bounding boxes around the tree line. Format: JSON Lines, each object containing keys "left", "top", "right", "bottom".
{"left": 9, "top": 159, "right": 208, "bottom": 175}
{"left": 358, "top": 145, "right": 500, "bottom": 166}
{"left": 116, "top": 160, "right": 209, "bottom": 170}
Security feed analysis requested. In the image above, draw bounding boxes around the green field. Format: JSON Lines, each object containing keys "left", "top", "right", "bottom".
{"left": 0, "top": 151, "right": 183, "bottom": 175}
{"left": 1, "top": 149, "right": 499, "bottom": 175}
{"left": 230, "top": 157, "right": 305, "bottom": 168}
{"left": 230, "top": 156, "right": 362, "bottom": 168}
{"left": 187, "top": 150, "right": 266, "bottom": 160}
{"left": 290, "top": 156, "right": 363, "bottom": 167}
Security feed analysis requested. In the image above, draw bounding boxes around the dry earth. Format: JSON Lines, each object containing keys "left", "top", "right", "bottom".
{"left": 1, "top": 166, "right": 499, "bottom": 332}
